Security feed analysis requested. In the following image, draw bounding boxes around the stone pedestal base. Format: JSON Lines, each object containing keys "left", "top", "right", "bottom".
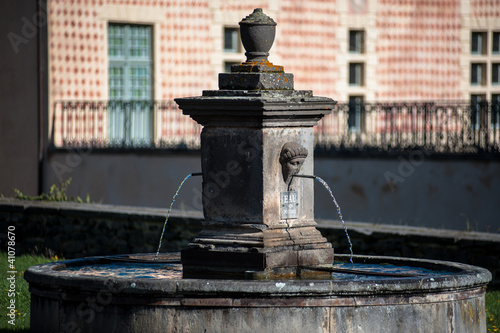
{"left": 181, "top": 222, "right": 334, "bottom": 279}
{"left": 182, "top": 247, "right": 334, "bottom": 279}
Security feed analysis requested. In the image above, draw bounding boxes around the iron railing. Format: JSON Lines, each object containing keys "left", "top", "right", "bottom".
{"left": 316, "top": 101, "right": 500, "bottom": 156}
{"left": 53, "top": 100, "right": 201, "bottom": 149}
{"left": 53, "top": 100, "right": 500, "bottom": 156}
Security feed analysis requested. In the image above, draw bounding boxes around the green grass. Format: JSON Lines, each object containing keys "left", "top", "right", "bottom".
{"left": 1, "top": 253, "right": 499, "bottom": 332}
{"left": 0, "top": 253, "right": 61, "bottom": 332}
{"left": 488, "top": 290, "right": 500, "bottom": 333}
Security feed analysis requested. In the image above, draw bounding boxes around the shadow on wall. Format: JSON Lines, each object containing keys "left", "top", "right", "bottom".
{"left": 43, "top": 150, "right": 500, "bottom": 233}
{"left": 314, "top": 157, "right": 500, "bottom": 233}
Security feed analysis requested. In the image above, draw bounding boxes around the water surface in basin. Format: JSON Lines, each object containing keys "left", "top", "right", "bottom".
{"left": 330, "top": 262, "right": 455, "bottom": 281}
{"left": 57, "top": 261, "right": 455, "bottom": 281}
{"left": 60, "top": 262, "right": 183, "bottom": 279}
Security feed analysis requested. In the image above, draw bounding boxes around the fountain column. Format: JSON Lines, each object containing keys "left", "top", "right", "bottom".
{"left": 176, "top": 8, "right": 336, "bottom": 278}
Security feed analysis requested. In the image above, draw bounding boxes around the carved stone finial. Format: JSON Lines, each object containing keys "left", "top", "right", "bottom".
{"left": 279, "top": 142, "right": 308, "bottom": 186}
{"left": 239, "top": 8, "right": 277, "bottom": 63}
{"left": 218, "top": 8, "right": 293, "bottom": 90}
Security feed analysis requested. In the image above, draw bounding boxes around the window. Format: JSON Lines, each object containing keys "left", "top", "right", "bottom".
{"left": 470, "top": 63, "right": 486, "bottom": 86}
{"left": 348, "top": 96, "right": 364, "bottom": 132}
{"left": 492, "top": 32, "right": 500, "bottom": 54}
{"left": 492, "top": 94, "right": 500, "bottom": 128}
{"left": 349, "top": 63, "right": 364, "bottom": 86}
{"left": 108, "top": 23, "right": 153, "bottom": 146}
{"left": 224, "top": 27, "right": 240, "bottom": 53}
{"left": 349, "top": 30, "right": 365, "bottom": 53}
{"left": 470, "top": 94, "right": 486, "bottom": 129}
{"left": 492, "top": 63, "right": 500, "bottom": 85}
{"left": 471, "top": 31, "right": 487, "bottom": 55}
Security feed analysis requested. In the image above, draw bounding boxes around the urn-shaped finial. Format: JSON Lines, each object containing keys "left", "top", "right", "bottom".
{"left": 239, "top": 8, "right": 277, "bottom": 63}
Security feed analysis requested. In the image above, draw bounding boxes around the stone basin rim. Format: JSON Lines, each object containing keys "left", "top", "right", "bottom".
{"left": 24, "top": 254, "right": 491, "bottom": 297}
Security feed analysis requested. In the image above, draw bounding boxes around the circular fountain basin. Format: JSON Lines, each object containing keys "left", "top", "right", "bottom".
{"left": 25, "top": 253, "right": 491, "bottom": 333}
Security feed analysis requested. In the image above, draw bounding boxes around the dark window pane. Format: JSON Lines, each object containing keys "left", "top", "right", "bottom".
{"left": 471, "top": 32, "right": 483, "bottom": 54}
{"left": 349, "top": 63, "right": 363, "bottom": 85}
{"left": 492, "top": 63, "right": 500, "bottom": 85}
{"left": 348, "top": 96, "right": 364, "bottom": 131}
{"left": 224, "top": 27, "right": 239, "bottom": 52}
{"left": 470, "top": 94, "right": 486, "bottom": 128}
{"left": 349, "top": 30, "right": 364, "bottom": 53}
{"left": 493, "top": 32, "right": 500, "bottom": 53}
{"left": 492, "top": 94, "right": 500, "bottom": 127}
{"left": 470, "top": 63, "right": 483, "bottom": 85}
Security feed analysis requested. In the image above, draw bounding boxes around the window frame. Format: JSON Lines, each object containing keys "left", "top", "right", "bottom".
{"left": 492, "top": 63, "right": 500, "bottom": 85}
{"left": 348, "top": 95, "right": 364, "bottom": 132}
{"left": 492, "top": 94, "right": 500, "bottom": 129}
{"left": 492, "top": 31, "right": 500, "bottom": 54}
{"left": 471, "top": 31, "right": 487, "bottom": 55}
{"left": 108, "top": 23, "right": 153, "bottom": 101}
{"left": 349, "top": 62, "right": 364, "bottom": 86}
{"left": 224, "top": 27, "right": 241, "bottom": 53}
{"left": 470, "top": 94, "right": 486, "bottom": 130}
{"left": 107, "top": 23, "right": 154, "bottom": 147}
{"left": 470, "top": 63, "right": 486, "bottom": 86}
{"left": 349, "top": 30, "right": 365, "bottom": 54}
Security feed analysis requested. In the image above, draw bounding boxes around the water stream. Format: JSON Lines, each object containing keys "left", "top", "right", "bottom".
{"left": 154, "top": 172, "right": 201, "bottom": 261}
{"left": 156, "top": 173, "right": 354, "bottom": 264}
{"left": 314, "top": 176, "right": 354, "bottom": 263}
{"left": 294, "top": 174, "right": 354, "bottom": 263}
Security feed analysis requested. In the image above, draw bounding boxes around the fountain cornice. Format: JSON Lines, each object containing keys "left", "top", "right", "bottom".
{"left": 176, "top": 93, "right": 334, "bottom": 128}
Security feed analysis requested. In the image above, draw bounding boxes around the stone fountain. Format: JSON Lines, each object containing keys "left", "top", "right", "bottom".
{"left": 177, "top": 8, "right": 334, "bottom": 280}
{"left": 25, "top": 9, "right": 491, "bottom": 332}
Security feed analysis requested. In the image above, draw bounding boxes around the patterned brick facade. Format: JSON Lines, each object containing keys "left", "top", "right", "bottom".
{"left": 375, "top": 0, "right": 462, "bottom": 100}
{"left": 46, "top": 0, "right": 500, "bottom": 146}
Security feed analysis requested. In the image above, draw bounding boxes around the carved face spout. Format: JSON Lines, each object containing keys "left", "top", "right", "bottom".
{"left": 283, "top": 157, "right": 306, "bottom": 185}
{"left": 279, "top": 142, "right": 308, "bottom": 187}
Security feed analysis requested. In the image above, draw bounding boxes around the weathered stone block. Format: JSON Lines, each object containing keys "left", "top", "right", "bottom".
{"left": 219, "top": 72, "right": 294, "bottom": 90}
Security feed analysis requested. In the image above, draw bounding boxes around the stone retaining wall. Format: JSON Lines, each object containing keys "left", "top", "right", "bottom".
{"left": 1, "top": 198, "right": 499, "bottom": 287}
{"left": 0, "top": 199, "right": 202, "bottom": 258}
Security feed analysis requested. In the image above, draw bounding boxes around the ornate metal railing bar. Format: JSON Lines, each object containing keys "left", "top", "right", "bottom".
{"left": 53, "top": 100, "right": 499, "bottom": 156}
{"left": 54, "top": 100, "right": 201, "bottom": 149}
{"left": 315, "top": 101, "right": 500, "bottom": 156}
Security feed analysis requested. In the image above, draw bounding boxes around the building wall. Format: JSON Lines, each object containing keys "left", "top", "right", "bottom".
{"left": 314, "top": 156, "right": 500, "bottom": 233}
{"left": 44, "top": 151, "right": 500, "bottom": 233}
{"left": 0, "top": 1, "right": 44, "bottom": 197}
{"left": 275, "top": 0, "right": 340, "bottom": 97}
{"left": 44, "top": 151, "right": 203, "bottom": 208}
{"left": 462, "top": 0, "right": 500, "bottom": 102}
{"left": 45, "top": 0, "right": 500, "bottom": 148}
{"left": 374, "top": 0, "right": 462, "bottom": 100}
{"left": 47, "top": 0, "right": 213, "bottom": 145}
